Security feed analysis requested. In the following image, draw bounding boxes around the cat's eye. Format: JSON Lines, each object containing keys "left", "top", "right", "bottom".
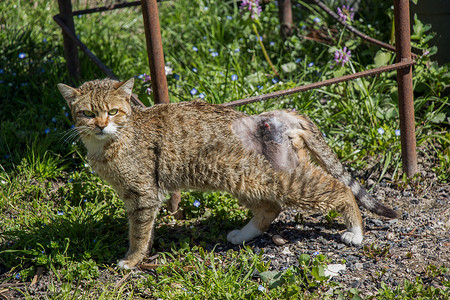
{"left": 108, "top": 109, "right": 119, "bottom": 116}
{"left": 83, "top": 110, "right": 95, "bottom": 117}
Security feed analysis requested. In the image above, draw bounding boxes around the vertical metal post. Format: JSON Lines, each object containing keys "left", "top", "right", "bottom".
{"left": 140, "top": 0, "right": 169, "bottom": 104}
{"left": 57, "top": 0, "right": 81, "bottom": 83}
{"left": 278, "top": 0, "right": 293, "bottom": 37}
{"left": 393, "top": 0, "right": 418, "bottom": 177}
{"left": 141, "top": 0, "right": 182, "bottom": 216}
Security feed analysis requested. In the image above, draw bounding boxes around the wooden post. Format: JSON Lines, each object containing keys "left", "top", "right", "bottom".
{"left": 57, "top": 0, "right": 81, "bottom": 83}
{"left": 278, "top": 0, "right": 294, "bottom": 38}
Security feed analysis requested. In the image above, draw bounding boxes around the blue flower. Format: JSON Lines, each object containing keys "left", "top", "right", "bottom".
{"left": 199, "top": 93, "right": 205, "bottom": 99}
{"left": 43, "top": 38, "right": 48, "bottom": 43}
{"left": 18, "top": 52, "right": 26, "bottom": 59}
{"left": 44, "top": 128, "right": 50, "bottom": 134}
{"left": 313, "top": 17, "right": 321, "bottom": 23}
{"left": 52, "top": 117, "right": 57, "bottom": 123}
{"left": 312, "top": 251, "right": 320, "bottom": 256}
{"left": 57, "top": 211, "right": 64, "bottom": 216}
{"left": 295, "top": 58, "right": 302, "bottom": 63}
{"left": 192, "top": 68, "right": 197, "bottom": 73}
{"left": 173, "top": 73, "right": 180, "bottom": 80}
{"left": 227, "top": 16, "right": 232, "bottom": 20}
{"left": 65, "top": 112, "right": 69, "bottom": 117}
{"left": 193, "top": 200, "right": 201, "bottom": 207}
{"left": 234, "top": 48, "right": 240, "bottom": 53}
{"left": 272, "top": 78, "right": 279, "bottom": 84}
{"left": 270, "top": 41, "right": 275, "bottom": 46}
{"left": 0, "top": 69, "right": 4, "bottom": 74}
{"left": 395, "top": 129, "right": 400, "bottom": 136}
{"left": 190, "top": 88, "right": 198, "bottom": 95}
{"left": 211, "top": 52, "right": 219, "bottom": 57}
{"left": 257, "top": 285, "right": 266, "bottom": 292}
{"left": 377, "top": 127, "right": 385, "bottom": 135}
{"left": 259, "top": 36, "right": 263, "bottom": 41}
{"left": 308, "top": 62, "right": 314, "bottom": 67}
{"left": 231, "top": 74, "right": 238, "bottom": 81}
{"left": 69, "top": 178, "right": 74, "bottom": 183}
{"left": 192, "top": 46, "right": 198, "bottom": 52}
{"left": 138, "top": 74, "right": 144, "bottom": 79}
{"left": 15, "top": 273, "right": 21, "bottom": 280}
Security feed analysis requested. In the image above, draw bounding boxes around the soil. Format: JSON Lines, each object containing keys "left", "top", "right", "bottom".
{"left": 1, "top": 148, "right": 449, "bottom": 299}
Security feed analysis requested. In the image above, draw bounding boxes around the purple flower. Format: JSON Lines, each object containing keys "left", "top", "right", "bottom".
{"left": 190, "top": 88, "right": 198, "bottom": 95}
{"left": 423, "top": 50, "right": 430, "bottom": 56}
{"left": 146, "top": 88, "right": 152, "bottom": 95}
{"left": 337, "top": 5, "right": 355, "bottom": 23}
{"left": 240, "top": 0, "right": 262, "bottom": 20}
{"left": 334, "top": 47, "right": 352, "bottom": 67}
{"left": 142, "top": 73, "right": 151, "bottom": 83}
{"left": 231, "top": 74, "right": 238, "bottom": 81}
{"left": 18, "top": 52, "right": 26, "bottom": 59}
{"left": 193, "top": 200, "right": 201, "bottom": 207}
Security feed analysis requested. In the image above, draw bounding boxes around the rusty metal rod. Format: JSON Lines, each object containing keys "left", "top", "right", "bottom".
{"left": 57, "top": 0, "right": 81, "bottom": 83}
{"left": 311, "top": 0, "right": 417, "bottom": 59}
{"left": 141, "top": 0, "right": 170, "bottom": 104}
{"left": 222, "top": 59, "right": 415, "bottom": 107}
{"left": 54, "top": 14, "right": 145, "bottom": 107}
{"left": 141, "top": 0, "right": 181, "bottom": 214}
{"left": 72, "top": 0, "right": 169, "bottom": 16}
{"left": 394, "top": 0, "right": 418, "bottom": 177}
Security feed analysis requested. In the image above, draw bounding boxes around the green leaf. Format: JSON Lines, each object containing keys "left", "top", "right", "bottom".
{"left": 430, "top": 112, "right": 446, "bottom": 123}
{"left": 298, "top": 254, "right": 310, "bottom": 265}
{"left": 281, "top": 62, "right": 297, "bottom": 73}
{"left": 374, "top": 51, "right": 392, "bottom": 67}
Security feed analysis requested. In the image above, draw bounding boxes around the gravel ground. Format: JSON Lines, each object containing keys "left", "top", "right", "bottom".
{"left": 214, "top": 150, "right": 450, "bottom": 297}
{"left": 1, "top": 149, "right": 449, "bottom": 298}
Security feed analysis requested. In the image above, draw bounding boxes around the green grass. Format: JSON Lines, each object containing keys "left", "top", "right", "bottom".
{"left": 1, "top": 0, "right": 449, "bottom": 298}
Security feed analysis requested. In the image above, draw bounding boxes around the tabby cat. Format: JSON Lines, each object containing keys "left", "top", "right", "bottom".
{"left": 58, "top": 78, "right": 397, "bottom": 269}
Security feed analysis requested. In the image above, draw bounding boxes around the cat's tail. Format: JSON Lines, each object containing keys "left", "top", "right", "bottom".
{"left": 286, "top": 114, "right": 398, "bottom": 219}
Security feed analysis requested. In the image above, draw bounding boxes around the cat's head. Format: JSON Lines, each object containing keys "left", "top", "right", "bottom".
{"left": 58, "top": 78, "right": 134, "bottom": 142}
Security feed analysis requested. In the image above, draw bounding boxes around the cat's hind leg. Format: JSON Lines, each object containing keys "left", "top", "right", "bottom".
{"left": 227, "top": 201, "right": 281, "bottom": 245}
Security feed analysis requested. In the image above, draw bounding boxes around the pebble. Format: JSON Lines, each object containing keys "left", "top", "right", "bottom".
{"left": 272, "top": 235, "right": 288, "bottom": 246}
{"left": 324, "top": 264, "right": 346, "bottom": 278}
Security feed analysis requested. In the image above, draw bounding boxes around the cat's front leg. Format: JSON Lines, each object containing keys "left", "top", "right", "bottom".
{"left": 118, "top": 196, "right": 161, "bottom": 269}
{"left": 227, "top": 202, "right": 281, "bottom": 244}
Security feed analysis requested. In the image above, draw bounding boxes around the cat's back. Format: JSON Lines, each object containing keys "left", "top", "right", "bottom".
{"left": 132, "top": 100, "right": 244, "bottom": 141}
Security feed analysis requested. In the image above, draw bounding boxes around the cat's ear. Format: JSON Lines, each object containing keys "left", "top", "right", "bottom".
{"left": 113, "top": 78, "right": 134, "bottom": 101}
{"left": 57, "top": 83, "right": 80, "bottom": 108}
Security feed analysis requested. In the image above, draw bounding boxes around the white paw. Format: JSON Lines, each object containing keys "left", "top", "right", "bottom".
{"left": 341, "top": 228, "right": 363, "bottom": 246}
{"left": 118, "top": 260, "right": 134, "bottom": 270}
{"left": 227, "top": 221, "right": 263, "bottom": 245}
{"left": 227, "top": 230, "right": 245, "bottom": 245}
